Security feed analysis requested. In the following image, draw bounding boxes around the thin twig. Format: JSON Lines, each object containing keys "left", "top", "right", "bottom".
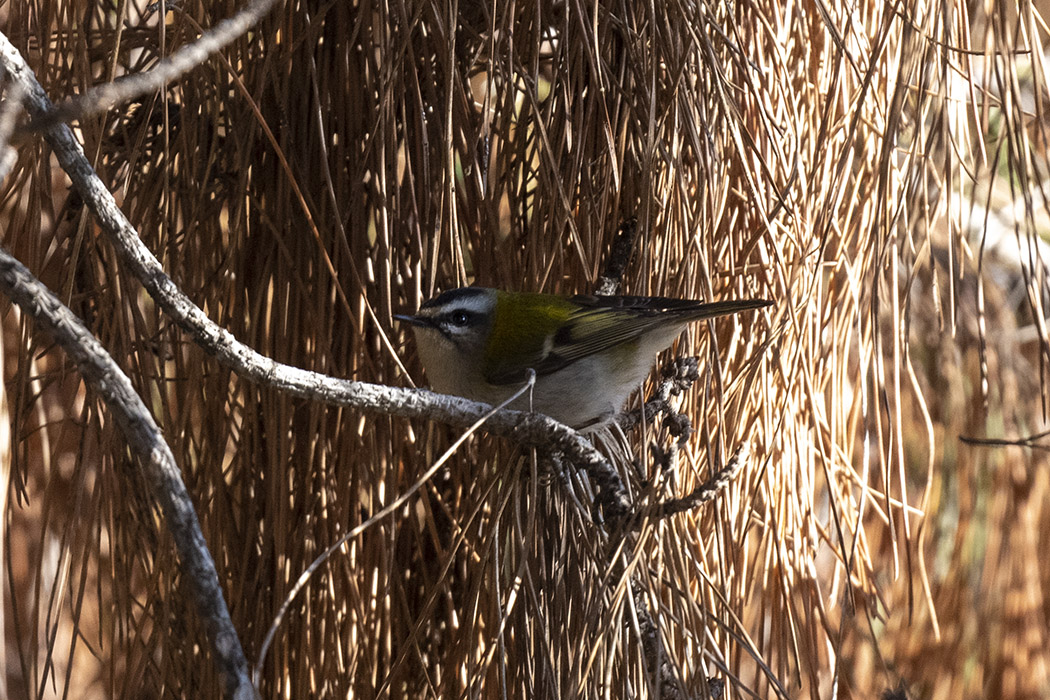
{"left": 958, "top": 429, "right": 1050, "bottom": 451}
{"left": 617, "top": 357, "right": 701, "bottom": 433}
{"left": 649, "top": 442, "right": 751, "bottom": 521}
{"left": 595, "top": 217, "right": 638, "bottom": 296}
{"left": 20, "top": 0, "right": 283, "bottom": 133}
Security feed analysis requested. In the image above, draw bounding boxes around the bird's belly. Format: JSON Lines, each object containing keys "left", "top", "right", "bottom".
{"left": 490, "top": 349, "right": 657, "bottom": 428}
{"left": 421, "top": 330, "right": 684, "bottom": 428}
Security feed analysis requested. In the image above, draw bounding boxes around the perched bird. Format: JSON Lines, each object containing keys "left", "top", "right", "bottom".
{"left": 396, "top": 287, "right": 771, "bottom": 428}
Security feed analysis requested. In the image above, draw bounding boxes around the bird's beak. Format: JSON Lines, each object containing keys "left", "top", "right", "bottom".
{"left": 393, "top": 313, "right": 431, "bottom": 328}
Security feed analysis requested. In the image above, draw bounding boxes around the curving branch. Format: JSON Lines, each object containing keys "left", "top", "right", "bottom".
{"left": 0, "top": 245, "right": 259, "bottom": 700}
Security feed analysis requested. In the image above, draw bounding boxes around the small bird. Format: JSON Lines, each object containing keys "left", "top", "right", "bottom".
{"left": 395, "top": 287, "right": 772, "bottom": 428}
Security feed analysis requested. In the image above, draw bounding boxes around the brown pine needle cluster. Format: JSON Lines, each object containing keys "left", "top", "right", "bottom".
{"left": 2, "top": 0, "right": 1050, "bottom": 698}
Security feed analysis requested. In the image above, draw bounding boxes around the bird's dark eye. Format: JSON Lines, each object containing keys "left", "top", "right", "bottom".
{"left": 450, "top": 310, "right": 470, "bottom": 326}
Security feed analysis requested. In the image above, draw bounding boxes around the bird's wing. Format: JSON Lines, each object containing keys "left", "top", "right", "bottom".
{"left": 483, "top": 302, "right": 666, "bottom": 385}
{"left": 483, "top": 294, "right": 771, "bottom": 386}
{"left": 543, "top": 305, "right": 668, "bottom": 365}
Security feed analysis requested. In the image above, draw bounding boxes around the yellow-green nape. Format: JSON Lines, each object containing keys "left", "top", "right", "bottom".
{"left": 483, "top": 291, "right": 574, "bottom": 379}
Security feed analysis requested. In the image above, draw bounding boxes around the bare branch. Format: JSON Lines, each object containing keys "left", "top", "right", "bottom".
{"left": 0, "top": 246, "right": 259, "bottom": 700}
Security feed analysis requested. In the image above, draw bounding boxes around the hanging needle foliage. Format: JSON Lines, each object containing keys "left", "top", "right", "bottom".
{"left": 2, "top": 0, "right": 1050, "bottom": 698}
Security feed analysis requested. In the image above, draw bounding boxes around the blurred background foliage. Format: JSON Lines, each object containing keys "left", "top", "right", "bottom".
{"left": 2, "top": 0, "right": 1050, "bottom": 697}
